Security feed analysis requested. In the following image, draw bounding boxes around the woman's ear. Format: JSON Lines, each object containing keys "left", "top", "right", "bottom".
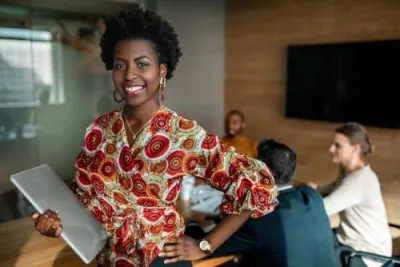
{"left": 352, "top": 144, "right": 361, "bottom": 156}
{"left": 160, "top": 63, "right": 168, "bottom": 78}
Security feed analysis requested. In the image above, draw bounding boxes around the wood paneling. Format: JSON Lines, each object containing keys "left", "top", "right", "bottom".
{"left": 226, "top": 0, "right": 400, "bottom": 224}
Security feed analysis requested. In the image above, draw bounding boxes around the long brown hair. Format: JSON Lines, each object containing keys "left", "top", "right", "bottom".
{"left": 335, "top": 122, "right": 373, "bottom": 156}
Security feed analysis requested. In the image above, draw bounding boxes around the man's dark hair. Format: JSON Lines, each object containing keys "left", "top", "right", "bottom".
{"left": 100, "top": 4, "right": 182, "bottom": 80}
{"left": 257, "top": 139, "right": 296, "bottom": 185}
{"left": 225, "top": 109, "right": 245, "bottom": 121}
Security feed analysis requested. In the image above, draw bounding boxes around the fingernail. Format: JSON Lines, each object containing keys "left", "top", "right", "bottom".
{"left": 55, "top": 210, "right": 59, "bottom": 214}
{"left": 159, "top": 253, "right": 164, "bottom": 257}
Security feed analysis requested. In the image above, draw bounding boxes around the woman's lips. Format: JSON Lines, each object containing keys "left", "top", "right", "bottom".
{"left": 124, "top": 86, "right": 145, "bottom": 96}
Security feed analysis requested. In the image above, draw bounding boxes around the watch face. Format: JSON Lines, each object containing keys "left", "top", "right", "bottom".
{"left": 199, "top": 240, "right": 210, "bottom": 251}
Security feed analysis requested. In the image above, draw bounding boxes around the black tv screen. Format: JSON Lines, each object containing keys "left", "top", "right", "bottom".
{"left": 286, "top": 39, "right": 400, "bottom": 129}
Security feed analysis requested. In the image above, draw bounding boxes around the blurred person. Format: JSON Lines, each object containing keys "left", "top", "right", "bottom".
{"left": 30, "top": 5, "right": 279, "bottom": 267}
{"left": 309, "top": 122, "right": 391, "bottom": 267}
{"left": 188, "top": 139, "right": 337, "bottom": 267}
{"left": 221, "top": 110, "right": 258, "bottom": 158}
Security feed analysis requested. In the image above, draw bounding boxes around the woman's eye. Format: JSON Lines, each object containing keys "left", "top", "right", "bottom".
{"left": 137, "top": 62, "right": 149, "bottom": 68}
{"left": 114, "top": 63, "right": 125, "bottom": 69}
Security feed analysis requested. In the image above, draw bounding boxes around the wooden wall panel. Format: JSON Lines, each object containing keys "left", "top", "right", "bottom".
{"left": 226, "top": 0, "right": 400, "bottom": 224}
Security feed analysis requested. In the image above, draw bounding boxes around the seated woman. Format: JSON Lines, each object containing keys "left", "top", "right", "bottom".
{"left": 310, "top": 122, "right": 392, "bottom": 267}
{"left": 30, "top": 5, "right": 279, "bottom": 267}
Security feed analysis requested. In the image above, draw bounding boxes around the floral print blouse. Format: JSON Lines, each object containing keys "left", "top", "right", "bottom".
{"left": 70, "top": 106, "right": 279, "bottom": 267}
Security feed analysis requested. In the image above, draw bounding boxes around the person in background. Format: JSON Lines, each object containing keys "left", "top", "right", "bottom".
{"left": 189, "top": 139, "right": 337, "bottom": 267}
{"left": 309, "top": 122, "right": 392, "bottom": 267}
{"left": 240, "top": 139, "right": 337, "bottom": 267}
{"left": 30, "top": 5, "right": 279, "bottom": 267}
{"left": 221, "top": 110, "right": 258, "bottom": 158}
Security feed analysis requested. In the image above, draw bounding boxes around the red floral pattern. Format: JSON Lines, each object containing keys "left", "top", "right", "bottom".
{"left": 149, "top": 161, "right": 167, "bottom": 175}
{"left": 182, "top": 153, "right": 199, "bottom": 174}
{"left": 166, "top": 150, "right": 184, "bottom": 175}
{"left": 200, "top": 133, "right": 218, "bottom": 150}
{"left": 236, "top": 178, "right": 254, "bottom": 203}
{"left": 90, "top": 151, "right": 106, "bottom": 173}
{"left": 118, "top": 146, "right": 134, "bottom": 172}
{"left": 182, "top": 138, "right": 195, "bottom": 150}
{"left": 131, "top": 174, "right": 147, "bottom": 197}
{"left": 143, "top": 209, "right": 163, "bottom": 223}
{"left": 96, "top": 114, "right": 112, "bottom": 129}
{"left": 112, "top": 118, "right": 124, "bottom": 134}
{"left": 179, "top": 119, "right": 195, "bottom": 130}
{"left": 76, "top": 169, "right": 91, "bottom": 187}
{"left": 147, "top": 183, "right": 161, "bottom": 198}
{"left": 143, "top": 134, "right": 171, "bottom": 160}
{"left": 113, "top": 191, "right": 128, "bottom": 205}
{"left": 106, "top": 143, "right": 116, "bottom": 155}
{"left": 85, "top": 128, "right": 103, "bottom": 152}
{"left": 150, "top": 112, "right": 172, "bottom": 133}
{"left": 76, "top": 151, "right": 93, "bottom": 169}
{"left": 70, "top": 106, "right": 278, "bottom": 266}
{"left": 99, "top": 159, "right": 117, "bottom": 182}
{"left": 211, "top": 170, "right": 230, "bottom": 190}
{"left": 117, "top": 175, "right": 133, "bottom": 191}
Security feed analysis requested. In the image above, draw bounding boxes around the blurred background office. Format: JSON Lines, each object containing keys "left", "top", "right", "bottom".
{"left": 0, "top": 0, "right": 399, "bottom": 266}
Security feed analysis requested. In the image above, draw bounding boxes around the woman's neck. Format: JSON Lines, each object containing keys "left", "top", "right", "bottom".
{"left": 340, "top": 159, "right": 366, "bottom": 175}
{"left": 124, "top": 100, "right": 160, "bottom": 125}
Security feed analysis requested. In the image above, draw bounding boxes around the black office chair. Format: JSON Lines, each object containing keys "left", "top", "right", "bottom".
{"left": 347, "top": 223, "right": 400, "bottom": 267}
{"left": 348, "top": 251, "right": 400, "bottom": 267}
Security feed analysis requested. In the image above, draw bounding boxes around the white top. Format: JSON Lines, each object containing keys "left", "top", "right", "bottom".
{"left": 321, "top": 165, "right": 392, "bottom": 266}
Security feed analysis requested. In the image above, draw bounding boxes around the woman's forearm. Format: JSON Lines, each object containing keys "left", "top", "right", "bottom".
{"left": 205, "top": 210, "right": 252, "bottom": 253}
{"left": 318, "top": 181, "right": 336, "bottom": 197}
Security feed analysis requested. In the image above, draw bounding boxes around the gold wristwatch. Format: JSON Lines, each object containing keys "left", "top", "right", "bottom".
{"left": 199, "top": 238, "right": 212, "bottom": 256}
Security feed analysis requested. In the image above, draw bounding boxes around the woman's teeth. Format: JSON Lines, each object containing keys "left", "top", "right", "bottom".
{"left": 125, "top": 86, "right": 144, "bottom": 93}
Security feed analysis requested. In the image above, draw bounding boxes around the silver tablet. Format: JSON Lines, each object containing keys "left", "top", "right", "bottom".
{"left": 10, "top": 164, "right": 108, "bottom": 264}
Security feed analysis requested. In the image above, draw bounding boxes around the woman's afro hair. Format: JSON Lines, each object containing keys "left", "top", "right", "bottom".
{"left": 100, "top": 5, "right": 182, "bottom": 80}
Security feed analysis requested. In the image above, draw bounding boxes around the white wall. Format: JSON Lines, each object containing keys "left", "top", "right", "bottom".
{"left": 156, "top": 0, "right": 225, "bottom": 136}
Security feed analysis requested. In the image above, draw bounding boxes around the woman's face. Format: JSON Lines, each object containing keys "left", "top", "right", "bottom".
{"left": 329, "top": 133, "right": 358, "bottom": 165}
{"left": 112, "top": 39, "right": 167, "bottom": 107}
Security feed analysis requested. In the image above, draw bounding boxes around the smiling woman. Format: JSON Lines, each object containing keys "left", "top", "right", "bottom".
{"left": 30, "top": 4, "right": 279, "bottom": 267}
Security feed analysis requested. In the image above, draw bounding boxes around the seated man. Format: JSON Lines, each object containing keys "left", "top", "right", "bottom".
{"left": 189, "top": 139, "right": 337, "bottom": 267}
{"left": 221, "top": 110, "right": 258, "bottom": 158}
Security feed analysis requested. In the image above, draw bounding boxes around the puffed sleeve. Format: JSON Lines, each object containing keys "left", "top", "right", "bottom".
{"left": 70, "top": 122, "right": 108, "bottom": 224}
{"left": 187, "top": 125, "right": 279, "bottom": 218}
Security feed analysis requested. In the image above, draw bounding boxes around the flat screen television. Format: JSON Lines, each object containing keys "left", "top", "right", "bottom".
{"left": 285, "top": 39, "right": 400, "bottom": 129}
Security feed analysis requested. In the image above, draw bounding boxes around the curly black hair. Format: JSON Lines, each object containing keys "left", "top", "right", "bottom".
{"left": 100, "top": 5, "right": 182, "bottom": 80}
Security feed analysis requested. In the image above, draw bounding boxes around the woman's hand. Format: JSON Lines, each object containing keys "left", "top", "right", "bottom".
{"left": 32, "top": 209, "right": 63, "bottom": 238}
{"left": 307, "top": 182, "right": 319, "bottom": 190}
{"left": 159, "top": 236, "right": 206, "bottom": 264}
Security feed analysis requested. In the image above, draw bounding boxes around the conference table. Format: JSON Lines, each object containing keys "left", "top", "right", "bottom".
{"left": 0, "top": 200, "right": 234, "bottom": 267}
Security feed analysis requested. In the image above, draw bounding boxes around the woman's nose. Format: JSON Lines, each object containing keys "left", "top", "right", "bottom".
{"left": 124, "top": 65, "right": 138, "bottom": 81}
